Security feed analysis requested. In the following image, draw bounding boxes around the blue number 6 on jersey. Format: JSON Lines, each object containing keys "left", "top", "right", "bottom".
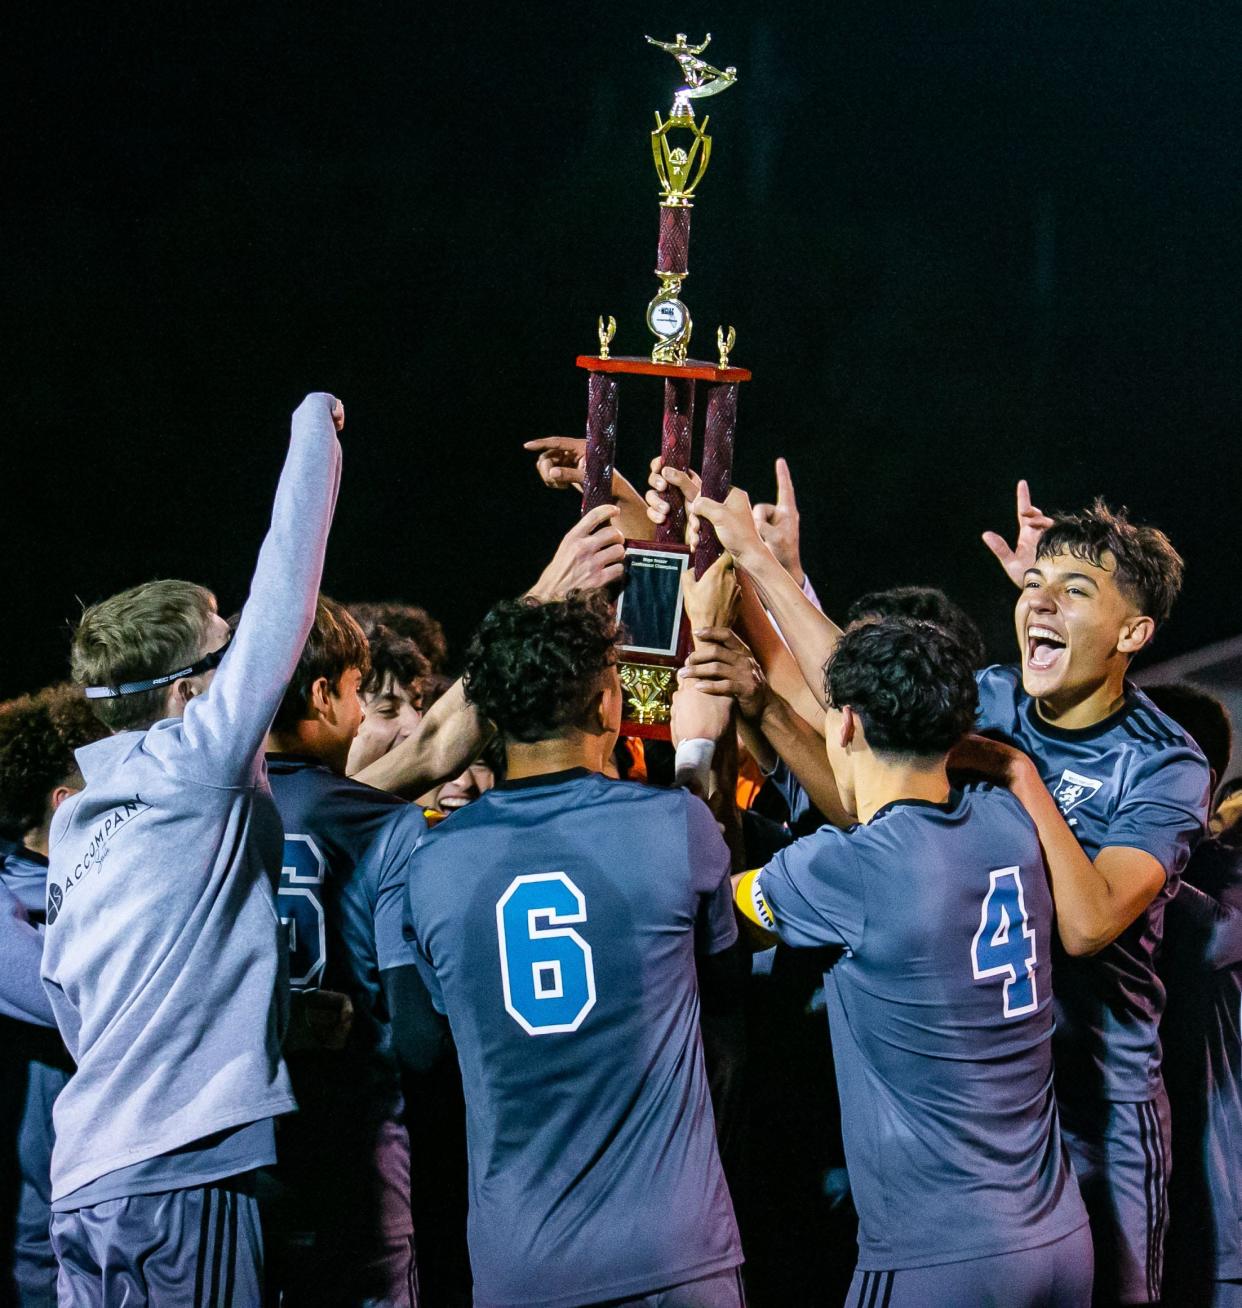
{"left": 496, "top": 873, "right": 597, "bottom": 1036}
{"left": 971, "top": 866, "right": 1038, "bottom": 1018}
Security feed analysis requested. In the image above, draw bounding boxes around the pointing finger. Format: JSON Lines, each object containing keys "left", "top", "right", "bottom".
{"left": 775, "top": 457, "right": 797, "bottom": 509}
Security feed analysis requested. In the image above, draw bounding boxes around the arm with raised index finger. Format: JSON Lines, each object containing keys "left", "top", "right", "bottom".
{"left": 751, "top": 457, "right": 806, "bottom": 586}
{"left": 693, "top": 487, "right": 841, "bottom": 711}
{"left": 522, "top": 435, "right": 650, "bottom": 539}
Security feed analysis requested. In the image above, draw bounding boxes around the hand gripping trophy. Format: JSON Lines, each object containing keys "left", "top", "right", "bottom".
{"left": 571, "top": 34, "right": 750, "bottom": 738}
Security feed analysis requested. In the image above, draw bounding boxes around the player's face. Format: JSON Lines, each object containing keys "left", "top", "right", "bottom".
{"left": 431, "top": 762, "right": 495, "bottom": 812}
{"left": 346, "top": 673, "right": 422, "bottom": 775}
{"left": 322, "top": 667, "right": 365, "bottom": 773}
{"left": 1015, "top": 551, "right": 1141, "bottom": 703}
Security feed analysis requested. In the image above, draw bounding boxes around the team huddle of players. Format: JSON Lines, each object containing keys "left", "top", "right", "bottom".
{"left": 0, "top": 391, "right": 1238, "bottom": 1308}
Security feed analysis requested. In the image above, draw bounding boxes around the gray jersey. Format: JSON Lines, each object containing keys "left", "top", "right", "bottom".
{"left": 403, "top": 769, "right": 741, "bottom": 1308}
{"left": 40, "top": 394, "right": 341, "bottom": 1201}
{"left": 751, "top": 783, "right": 1088, "bottom": 1271}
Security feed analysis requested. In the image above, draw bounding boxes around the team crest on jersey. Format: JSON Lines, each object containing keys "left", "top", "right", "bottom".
{"left": 1052, "top": 769, "right": 1102, "bottom": 816}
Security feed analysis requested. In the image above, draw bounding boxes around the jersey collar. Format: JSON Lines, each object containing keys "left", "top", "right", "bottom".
{"left": 496, "top": 767, "right": 594, "bottom": 791}
{"left": 868, "top": 791, "right": 963, "bottom": 824}
{"left": 1022, "top": 685, "right": 1137, "bottom": 743}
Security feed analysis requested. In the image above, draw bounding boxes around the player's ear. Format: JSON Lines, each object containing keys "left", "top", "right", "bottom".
{"left": 839, "top": 705, "right": 858, "bottom": 751}
{"left": 48, "top": 784, "right": 77, "bottom": 812}
{"left": 308, "top": 676, "right": 334, "bottom": 720}
{"left": 1116, "top": 615, "right": 1155, "bottom": 657}
{"left": 168, "top": 678, "right": 196, "bottom": 715}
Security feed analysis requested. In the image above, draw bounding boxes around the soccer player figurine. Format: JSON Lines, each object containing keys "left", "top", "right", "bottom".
{"left": 262, "top": 596, "right": 428, "bottom": 1308}
{"left": 973, "top": 491, "right": 1210, "bottom": 1306}
{"left": 383, "top": 591, "right": 746, "bottom": 1308}
{"left": 41, "top": 392, "right": 344, "bottom": 1306}
{"left": 727, "top": 618, "right": 1093, "bottom": 1306}
{"left": 0, "top": 685, "right": 107, "bottom": 1304}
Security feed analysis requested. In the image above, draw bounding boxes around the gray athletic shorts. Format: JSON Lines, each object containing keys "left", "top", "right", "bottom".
{"left": 593, "top": 1265, "right": 746, "bottom": 1307}
{"left": 50, "top": 1176, "right": 262, "bottom": 1308}
{"left": 845, "top": 1225, "right": 1094, "bottom": 1308}
{"left": 1059, "top": 1095, "right": 1170, "bottom": 1305}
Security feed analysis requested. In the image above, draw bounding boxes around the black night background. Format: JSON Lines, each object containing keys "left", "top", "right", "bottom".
{"left": 6, "top": 1, "right": 1241, "bottom": 695}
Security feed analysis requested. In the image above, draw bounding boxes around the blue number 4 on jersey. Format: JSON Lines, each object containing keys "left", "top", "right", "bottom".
{"left": 971, "top": 867, "right": 1038, "bottom": 1018}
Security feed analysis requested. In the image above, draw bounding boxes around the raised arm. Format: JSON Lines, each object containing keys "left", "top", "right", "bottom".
{"left": 181, "top": 392, "right": 343, "bottom": 782}
{"left": 682, "top": 627, "right": 849, "bottom": 827}
{"left": 523, "top": 435, "right": 651, "bottom": 540}
{"left": 691, "top": 485, "right": 841, "bottom": 710}
{"left": 357, "top": 507, "right": 625, "bottom": 796}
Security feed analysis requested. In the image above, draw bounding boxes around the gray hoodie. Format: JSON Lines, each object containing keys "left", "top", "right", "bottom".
{"left": 40, "top": 393, "right": 341, "bottom": 1201}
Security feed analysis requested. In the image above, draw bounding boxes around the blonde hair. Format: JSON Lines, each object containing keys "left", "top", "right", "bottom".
{"left": 71, "top": 580, "right": 216, "bottom": 731}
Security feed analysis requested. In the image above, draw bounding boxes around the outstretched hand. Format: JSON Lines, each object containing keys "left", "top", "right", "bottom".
{"left": 752, "top": 457, "right": 803, "bottom": 584}
{"left": 527, "top": 504, "right": 625, "bottom": 600}
{"left": 981, "top": 480, "right": 1053, "bottom": 588}
{"left": 523, "top": 435, "right": 589, "bottom": 492}
{"left": 689, "top": 486, "right": 765, "bottom": 565}
{"left": 645, "top": 456, "right": 704, "bottom": 536}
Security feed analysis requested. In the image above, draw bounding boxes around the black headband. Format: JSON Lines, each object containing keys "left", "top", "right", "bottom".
{"left": 84, "top": 638, "right": 232, "bottom": 700}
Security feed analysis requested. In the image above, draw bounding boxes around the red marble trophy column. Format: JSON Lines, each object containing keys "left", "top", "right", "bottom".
{"left": 580, "top": 372, "right": 619, "bottom": 514}
{"left": 693, "top": 382, "right": 738, "bottom": 577}
{"left": 656, "top": 378, "right": 695, "bottom": 543}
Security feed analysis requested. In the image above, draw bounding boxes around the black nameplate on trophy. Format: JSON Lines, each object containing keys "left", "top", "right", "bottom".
{"left": 616, "top": 542, "right": 691, "bottom": 660}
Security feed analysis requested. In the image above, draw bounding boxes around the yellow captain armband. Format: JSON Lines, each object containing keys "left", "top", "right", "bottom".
{"left": 733, "top": 869, "right": 779, "bottom": 948}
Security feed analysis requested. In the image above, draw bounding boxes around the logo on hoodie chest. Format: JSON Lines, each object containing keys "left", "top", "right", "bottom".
{"left": 46, "top": 797, "right": 150, "bottom": 924}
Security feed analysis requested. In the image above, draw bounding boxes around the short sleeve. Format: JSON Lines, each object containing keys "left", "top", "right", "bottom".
{"left": 1103, "top": 747, "right": 1210, "bottom": 882}
{"left": 685, "top": 794, "right": 738, "bottom": 956}
{"left": 373, "top": 807, "right": 428, "bottom": 973}
{"left": 753, "top": 828, "right": 865, "bottom": 951}
{"left": 401, "top": 855, "right": 446, "bottom": 1014}
{"left": 974, "top": 664, "right": 1022, "bottom": 737}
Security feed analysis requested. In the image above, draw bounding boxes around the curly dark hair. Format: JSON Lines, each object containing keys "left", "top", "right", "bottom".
{"left": 349, "top": 601, "right": 448, "bottom": 672}
{"left": 272, "top": 596, "right": 371, "bottom": 732}
{"left": 463, "top": 593, "right": 620, "bottom": 744}
{"left": 825, "top": 617, "right": 978, "bottom": 759}
{"left": 845, "top": 585, "right": 987, "bottom": 670}
{"left": 1036, "top": 499, "right": 1183, "bottom": 626}
{"left": 0, "top": 683, "right": 110, "bottom": 842}
{"left": 361, "top": 625, "right": 431, "bottom": 706}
